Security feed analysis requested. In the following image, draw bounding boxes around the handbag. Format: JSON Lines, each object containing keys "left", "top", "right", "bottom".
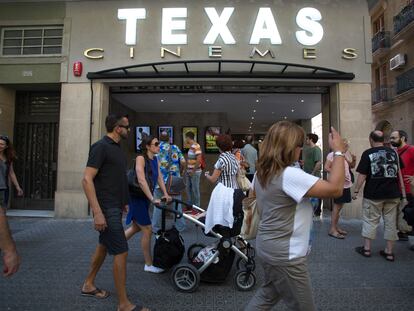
{"left": 127, "top": 157, "right": 153, "bottom": 198}
{"left": 395, "top": 149, "right": 412, "bottom": 232}
{"left": 240, "top": 195, "right": 260, "bottom": 240}
{"left": 166, "top": 146, "right": 186, "bottom": 195}
{"left": 237, "top": 166, "right": 251, "bottom": 192}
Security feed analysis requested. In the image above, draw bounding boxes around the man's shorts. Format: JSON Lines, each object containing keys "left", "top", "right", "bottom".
{"left": 99, "top": 207, "right": 128, "bottom": 255}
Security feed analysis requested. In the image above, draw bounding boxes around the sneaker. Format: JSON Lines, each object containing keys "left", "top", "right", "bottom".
{"left": 144, "top": 265, "right": 164, "bottom": 274}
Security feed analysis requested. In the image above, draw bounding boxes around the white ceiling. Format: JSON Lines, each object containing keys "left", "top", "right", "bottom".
{"left": 112, "top": 92, "right": 321, "bottom": 134}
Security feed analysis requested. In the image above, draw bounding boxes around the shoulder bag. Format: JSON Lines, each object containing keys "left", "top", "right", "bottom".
{"left": 237, "top": 163, "right": 251, "bottom": 192}
{"left": 127, "top": 156, "right": 154, "bottom": 198}
{"left": 166, "top": 146, "right": 186, "bottom": 195}
{"left": 240, "top": 180, "right": 260, "bottom": 240}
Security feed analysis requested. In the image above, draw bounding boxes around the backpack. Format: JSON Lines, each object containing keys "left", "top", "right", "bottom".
{"left": 153, "top": 227, "right": 185, "bottom": 270}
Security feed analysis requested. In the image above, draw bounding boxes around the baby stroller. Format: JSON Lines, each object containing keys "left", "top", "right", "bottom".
{"left": 167, "top": 194, "right": 257, "bottom": 293}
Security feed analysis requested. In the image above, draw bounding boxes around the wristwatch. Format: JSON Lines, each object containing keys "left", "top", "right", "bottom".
{"left": 333, "top": 151, "right": 345, "bottom": 157}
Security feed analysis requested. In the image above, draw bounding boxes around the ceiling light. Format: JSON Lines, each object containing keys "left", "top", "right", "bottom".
{"left": 253, "top": 109, "right": 256, "bottom": 113}
{"left": 272, "top": 111, "right": 275, "bottom": 114}
{"left": 251, "top": 116, "right": 254, "bottom": 120}
{"left": 284, "top": 116, "right": 288, "bottom": 119}
{"left": 206, "top": 99, "right": 210, "bottom": 102}
{"left": 160, "top": 99, "right": 164, "bottom": 102}
{"left": 291, "top": 109, "right": 295, "bottom": 112}
{"left": 300, "top": 99, "right": 304, "bottom": 103}
{"left": 256, "top": 99, "right": 259, "bottom": 103}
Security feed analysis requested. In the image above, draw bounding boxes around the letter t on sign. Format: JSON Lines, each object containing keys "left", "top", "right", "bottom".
{"left": 118, "top": 8, "right": 146, "bottom": 45}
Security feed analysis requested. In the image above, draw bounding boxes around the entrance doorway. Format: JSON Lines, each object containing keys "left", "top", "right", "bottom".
{"left": 12, "top": 92, "right": 60, "bottom": 210}
{"left": 108, "top": 83, "right": 327, "bottom": 206}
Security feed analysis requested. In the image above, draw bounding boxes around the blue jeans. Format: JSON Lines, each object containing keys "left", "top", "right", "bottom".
{"left": 152, "top": 188, "right": 186, "bottom": 233}
{"left": 185, "top": 171, "right": 201, "bottom": 207}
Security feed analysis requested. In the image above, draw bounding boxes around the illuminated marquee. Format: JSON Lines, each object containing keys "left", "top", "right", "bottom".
{"left": 84, "top": 7, "right": 357, "bottom": 61}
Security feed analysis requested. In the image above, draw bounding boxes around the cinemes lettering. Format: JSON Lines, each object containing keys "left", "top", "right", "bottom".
{"left": 83, "top": 7, "right": 358, "bottom": 61}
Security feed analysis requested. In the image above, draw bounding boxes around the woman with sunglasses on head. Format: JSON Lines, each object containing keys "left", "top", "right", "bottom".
{"left": 124, "top": 135, "right": 171, "bottom": 274}
{"left": 245, "top": 122, "right": 345, "bottom": 311}
{"left": 0, "top": 135, "right": 23, "bottom": 211}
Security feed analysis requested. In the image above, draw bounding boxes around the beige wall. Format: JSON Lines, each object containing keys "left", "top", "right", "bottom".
{"left": 55, "top": 82, "right": 109, "bottom": 218}
{"left": 332, "top": 83, "right": 372, "bottom": 218}
{"left": 0, "top": 86, "right": 15, "bottom": 139}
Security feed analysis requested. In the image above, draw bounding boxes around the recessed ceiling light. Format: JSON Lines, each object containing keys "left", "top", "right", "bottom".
{"left": 284, "top": 116, "right": 288, "bottom": 119}
{"left": 256, "top": 99, "right": 259, "bottom": 103}
{"left": 253, "top": 109, "right": 256, "bottom": 113}
{"left": 206, "top": 99, "right": 210, "bottom": 102}
{"left": 272, "top": 111, "right": 275, "bottom": 114}
{"left": 300, "top": 99, "right": 304, "bottom": 103}
{"left": 160, "top": 99, "right": 164, "bottom": 102}
{"left": 251, "top": 116, "right": 255, "bottom": 120}
{"left": 291, "top": 109, "right": 295, "bottom": 112}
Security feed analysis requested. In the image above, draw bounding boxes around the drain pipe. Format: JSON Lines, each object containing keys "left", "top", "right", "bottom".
{"left": 89, "top": 79, "right": 94, "bottom": 147}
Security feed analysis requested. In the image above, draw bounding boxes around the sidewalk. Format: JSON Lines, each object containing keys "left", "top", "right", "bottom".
{"left": 1, "top": 215, "right": 413, "bottom": 311}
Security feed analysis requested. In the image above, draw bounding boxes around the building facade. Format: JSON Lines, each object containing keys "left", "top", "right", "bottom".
{"left": 0, "top": 0, "right": 373, "bottom": 218}
{"left": 369, "top": 0, "right": 414, "bottom": 140}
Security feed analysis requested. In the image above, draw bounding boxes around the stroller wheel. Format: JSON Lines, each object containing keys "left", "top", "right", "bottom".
{"left": 171, "top": 264, "right": 200, "bottom": 293}
{"left": 236, "top": 257, "right": 256, "bottom": 271}
{"left": 187, "top": 243, "right": 205, "bottom": 261}
{"left": 234, "top": 270, "right": 256, "bottom": 291}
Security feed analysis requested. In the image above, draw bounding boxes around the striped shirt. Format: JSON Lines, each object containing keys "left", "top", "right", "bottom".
{"left": 186, "top": 143, "right": 202, "bottom": 173}
{"left": 214, "top": 152, "right": 239, "bottom": 189}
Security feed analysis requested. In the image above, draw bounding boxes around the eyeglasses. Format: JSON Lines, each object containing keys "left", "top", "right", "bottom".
{"left": 118, "top": 125, "right": 130, "bottom": 130}
{"left": 151, "top": 142, "right": 160, "bottom": 147}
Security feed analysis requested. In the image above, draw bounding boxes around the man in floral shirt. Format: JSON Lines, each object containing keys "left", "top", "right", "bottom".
{"left": 152, "top": 132, "right": 186, "bottom": 233}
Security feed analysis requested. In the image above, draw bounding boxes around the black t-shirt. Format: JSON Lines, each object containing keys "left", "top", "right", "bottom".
{"left": 86, "top": 135, "right": 128, "bottom": 208}
{"left": 356, "top": 146, "right": 402, "bottom": 200}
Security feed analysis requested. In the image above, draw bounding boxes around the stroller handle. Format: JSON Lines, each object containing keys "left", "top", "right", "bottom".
{"left": 170, "top": 198, "right": 205, "bottom": 212}
{"left": 154, "top": 200, "right": 183, "bottom": 218}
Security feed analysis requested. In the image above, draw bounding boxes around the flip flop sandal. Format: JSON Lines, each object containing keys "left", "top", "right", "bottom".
{"left": 81, "top": 288, "right": 110, "bottom": 299}
{"left": 379, "top": 250, "right": 395, "bottom": 262}
{"left": 355, "top": 246, "right": 371, "bottom": 257}
{"left": 329, "top": 232, "right": 345, "bottom": 239}
{"left": 337, "top": 229, "right": 348, "bottom": 235}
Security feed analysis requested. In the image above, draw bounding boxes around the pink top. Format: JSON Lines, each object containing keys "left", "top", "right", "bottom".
{"left": 326, "top": 152, "right": 353, "bottom": 189}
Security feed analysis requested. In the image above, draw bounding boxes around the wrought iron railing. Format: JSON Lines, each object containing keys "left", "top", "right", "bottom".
{"left": 372, "top": 31, "right": 390, "bottom": 53}
{"left": 396, "top": 68, "right": 414, "bottom": 95}
{"left": 394, "top": 2, "right": 414, "bottom": 34}
{"left": 372, "top": 85, "right": 393, "bottom": 105}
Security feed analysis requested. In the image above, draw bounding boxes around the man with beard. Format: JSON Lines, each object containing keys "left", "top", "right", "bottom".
{"left": 81, "top": 114, "right": 149, "bottom": 311}
{"left": 390, "top": 130, "right": 414, "bottom": 244}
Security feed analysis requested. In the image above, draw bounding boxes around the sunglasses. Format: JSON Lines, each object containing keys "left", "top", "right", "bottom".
{"left": 151, "top": 142, "right": 160, "bottom": 147}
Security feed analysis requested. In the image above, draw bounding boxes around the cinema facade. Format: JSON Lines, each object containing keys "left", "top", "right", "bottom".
{"left": 0, "top": 0, "right": 373, "bottom": 218}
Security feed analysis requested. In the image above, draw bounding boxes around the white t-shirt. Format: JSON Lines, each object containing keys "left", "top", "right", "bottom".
{"left": 254, "top": 167, "right": 319, "bottom": 265}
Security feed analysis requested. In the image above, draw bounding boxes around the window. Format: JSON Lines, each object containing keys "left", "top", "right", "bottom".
{"left": 373, "top": 14, "right": 385, "bottom": 35}
{"left": 1, "top": 26, "right": 63, "bottom": 56}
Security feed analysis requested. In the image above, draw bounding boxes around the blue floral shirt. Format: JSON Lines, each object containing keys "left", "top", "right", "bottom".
{"left": 157, "top": 142, "right": 185, "bottom": 184}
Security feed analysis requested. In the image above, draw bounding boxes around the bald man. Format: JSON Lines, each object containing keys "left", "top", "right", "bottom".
{"left": 353, "top": 130, "right": 401, "bottom": 261}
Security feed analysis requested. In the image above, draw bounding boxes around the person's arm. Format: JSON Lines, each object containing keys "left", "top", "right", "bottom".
{"left": 81, "top": 167, "right": 107, "bottom": 232}
{"left": 324, "top": 156, "right": 333, "bottom": 173}
{"left": 157, "top": 162, "right": 171, "bottom": 201}
{"left": 8, "top": 163, "right": 23, "bottom": 196}
{"left": 352, "top": 173, "right": 367, "bottom": 200}
{"left": 305, "top": 128, "right": 345, "bottom": 198}
{"left": 0, "top": 208, "right": 20, "bottom": 277}
{"left": 205, "top": 169, "right": 221, "bottom": 184}
{"left": 180, "top": 159, "right": 186, "bottom": 176}
{"left": 312, "top": 161, "right": 322, "bottom": 176}
{"left": 346, "top": 151, "right": 357, "bottom": 169}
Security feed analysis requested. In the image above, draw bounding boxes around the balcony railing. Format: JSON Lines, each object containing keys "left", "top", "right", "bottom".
{"left": 372, "top": 31, "right": 390, "bottom": 53}
{"left": 396, "top": 68, "right": 414, "bottom": 95}
{"left": 393, "top": 2, "right": 414, "bottom": 34}
{"left": 372, "top": 85, "right": 394, "bottom": 105}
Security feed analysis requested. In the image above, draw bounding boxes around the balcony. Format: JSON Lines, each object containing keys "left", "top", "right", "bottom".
{"left": 393, "top": 2, "right": 414, "bottom": 40}
{"left": 396, "top": 68, "right": 414, "bottom": 95}
{"left": 372, "top": 85, "right": 393, "bottom": 105}
{"left": 372, "top": 31, "right": 390, "bottom": 59}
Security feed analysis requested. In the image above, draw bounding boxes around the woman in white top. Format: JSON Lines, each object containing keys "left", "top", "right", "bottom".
{"left": 245, "top": 121, "right": 345, "bottom": 311}
{"left": 325, "top": 139, "right": 356, "bottom": 239}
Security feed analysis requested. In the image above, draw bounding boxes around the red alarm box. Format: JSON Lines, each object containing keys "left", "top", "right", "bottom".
{"left": 73, "top": 62, "right": 83, "bottom": 77}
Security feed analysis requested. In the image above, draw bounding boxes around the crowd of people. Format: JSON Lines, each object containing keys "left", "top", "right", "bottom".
{"left": 1, "top": 114, "right": 414, "bottom": 311}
